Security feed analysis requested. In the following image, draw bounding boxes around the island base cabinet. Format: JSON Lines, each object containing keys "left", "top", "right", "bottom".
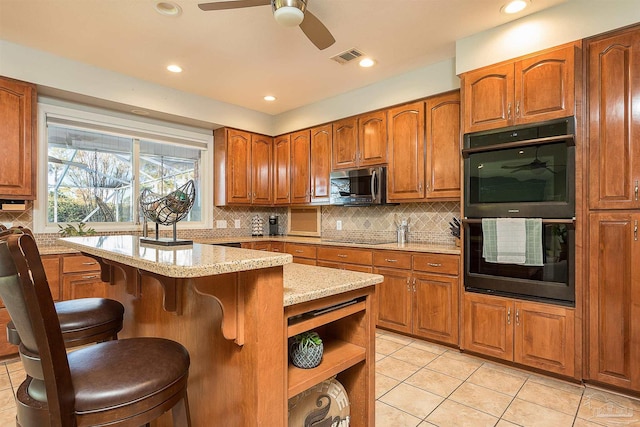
{"left": 462, "top": 292, "right": 575, "bottom": 377}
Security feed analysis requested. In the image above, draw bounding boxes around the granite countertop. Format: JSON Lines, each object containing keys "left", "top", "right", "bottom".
{"left": 283, "top": 263, "right": 382, "bottom": 306}
{"left": 58, "top": 235, "right": 292, "bottom": 278}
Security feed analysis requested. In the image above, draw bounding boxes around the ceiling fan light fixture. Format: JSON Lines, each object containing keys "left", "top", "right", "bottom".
{"left": 273, "top": 6, "right": 304, "bottom": 27}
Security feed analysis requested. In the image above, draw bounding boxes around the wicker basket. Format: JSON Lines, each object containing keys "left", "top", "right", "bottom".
{"left": 290, "top": 342, "right": 324, "bottom": 369}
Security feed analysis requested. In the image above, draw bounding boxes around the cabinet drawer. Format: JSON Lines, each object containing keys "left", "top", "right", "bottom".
{"left": 62, "top": 255, "right": 101, "bottom": 274}
{"left": 373, "top": 251, "right": 412, "bottom": 269}
{"left": 413, "top": 253, "right": 459, "bottom": 275}
{"left": 285, "top": 243, "right": 317, "bottom": 259}
{"left": 317, "top": 246, "right": 372, "bottom": 265}
{"left": 317, "top": 260, "right": 373, "bottom": 273}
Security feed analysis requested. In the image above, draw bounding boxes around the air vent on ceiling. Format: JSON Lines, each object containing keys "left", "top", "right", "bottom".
{"left": 330, "top": 48, "right": 364, "bottom": 65}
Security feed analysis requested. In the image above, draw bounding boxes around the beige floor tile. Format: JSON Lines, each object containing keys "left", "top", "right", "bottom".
{"left": 376, "top": 373, "right": 401, "bottom": 399}
{"left": 573, "top": 418, "right": 609, "bottom": 427}
{"left": 0, "top": 407, "right": 16, "bottom": 425}
{"left": 376, "top": 356, "right": 421, "bottom": 381}
{"left": 379, "top": 383, "right": 443, "bottom": 419}
{"left": 375, "top": 352, "right": 386, "bottom": 362}
{"left": 0, "top": 388, "right": 15, "bottom": 412}
{"left": 378, "top": 331, "right": 415, "bottom": 345}
{"left": 495, "top": 420, "right": 521, "bottom": 427}
{"left": 526, "top": 373, "right": 584, "bottom": 395}
{"left": 480, "top": 360, "right": 530, "bottom": 379}
{"left": 0, "top": 372, "right": 12, "bottom": 392}
{"left": 426, "top": 355, "right": 480, "bottom": 380}
{"left": 503, "top": 398, "right": 576, "bottom": 427}
{"left": 407, "top": 339, "right": 448, "bottom": 355}
{"left": 441, "top": 349, "right": 484, "bottom": 366}
{"left": 405, "top": 367, "right": 463, "bottom": 398}
{"left": 389, "top": 346, "right": 439, "bottom": 367}
{"left": 516, "top": 380, "right": 581, "bottom": 416}
{"left": 375, "top": 401, "right": 422, "bottom": 427}
{"left": 8, "top": 369, "right": 25, "bottom": 390}
{"left": 376, "top": 337, "right": 407, "bottom": 355}
{"left": 417, "top": 423, "right": 438, "bottom": 427}
{"left": 449, "top": 382, "right": 513, "bottom": 417}
{"left": 4, "top": 360, "right": 21, "bottom": 373}
{"left": 466, "top": 365, "right": 527, "bottom": 396}
{"left": 578, "top": 389, "right": 640, "bottom": 426}
{"left": 426, "top": 399, "right": 498, "bottom": 427}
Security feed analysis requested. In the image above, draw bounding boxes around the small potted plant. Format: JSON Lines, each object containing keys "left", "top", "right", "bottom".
{"left": 58, "top": 222, "right": 97, "bottom": 237}
{"left": 289, "top": 331, "right": 323, "bottom": 369}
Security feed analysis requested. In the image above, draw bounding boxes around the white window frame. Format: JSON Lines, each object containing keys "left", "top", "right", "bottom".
{"left": 33, "top": 99, "right": 213, "bottom": 234}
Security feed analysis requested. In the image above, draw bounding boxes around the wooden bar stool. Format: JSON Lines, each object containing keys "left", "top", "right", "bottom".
{"left": 0, "top": 227, "right": 124, "bottom": 349}
{"left": 0, "top": 231, "right": 191, "bottom": 427}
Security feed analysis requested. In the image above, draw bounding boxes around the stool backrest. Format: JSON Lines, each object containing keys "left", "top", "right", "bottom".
{"left": 0, "top": 231, "right": 75, "bottom": 426}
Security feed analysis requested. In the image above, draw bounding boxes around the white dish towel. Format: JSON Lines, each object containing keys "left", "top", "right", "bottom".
{"left": 496, "top": 218, "right": 526, "bottom": 264}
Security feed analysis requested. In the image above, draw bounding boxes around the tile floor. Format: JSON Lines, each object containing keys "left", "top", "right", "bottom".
{"left": 1, "top": 330, "right": 639, "bottom": 426}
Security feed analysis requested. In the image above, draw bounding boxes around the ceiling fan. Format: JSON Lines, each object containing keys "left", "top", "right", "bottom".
{"left": 197, "top": 0, "right": 336, "bottom": 50}
{"left": 501, "top": 146, "right": 561, "bottom": 174}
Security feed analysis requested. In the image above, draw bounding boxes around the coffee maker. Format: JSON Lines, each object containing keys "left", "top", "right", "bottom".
{"left": 269, "top": 215, "right": 279, "bottom": 236}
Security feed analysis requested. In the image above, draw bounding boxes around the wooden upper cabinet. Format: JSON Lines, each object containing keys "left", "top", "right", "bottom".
{"left": 273, "top": 134, "right": 291, "bottom": 205}
{"left": 332, "top": 117, "right": 358, "bottom": 170}
{"left": 310, "top": 124, "right": 332, "bottom": 204}
{"left": 387, "top": 101, "right": 426, "bottom": 202}
{"left": 251, "top": 134, "right": 273, "bottom": 205}
{"left": 588, "top": 212, "right": 640, "bottom": 391}
{"left": 214, "top": 128, "right": 252, "bottom": 205}
{"left": 290, "top": 130, "right": 311, "bottom": 204}
{"left": 588, "top": 29, "right": 640, "bottom": 210}
{"left": 0, "top": 77, "right": 36, "bottom": 199}
{"left": 425, "top": 91, "right": 461, "bottom": 200}
{"left": 462, "top": 43, "right": 578, "bottom": 133}
{"left": 357, "top": 110, "right": 387, "bottom": 167}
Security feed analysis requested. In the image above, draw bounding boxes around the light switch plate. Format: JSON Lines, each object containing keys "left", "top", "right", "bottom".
{"left": 216, "top": 220, "right": 227, "bottom": 229}
{"left": 234, "top": 219, "right": 241, "bottom": 228}
{"left": 336, "top": 220, "right": 342, "bottom": 230}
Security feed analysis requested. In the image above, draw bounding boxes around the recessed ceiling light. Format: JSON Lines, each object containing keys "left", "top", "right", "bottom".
{"left": 501, "top": 0, "right": 530, "bottom": 14}
{"left": 264, "top": 95, "right": 276, "bottom": 102}
{"left": 155, "top": 1, "right": 182, "bottom": 17}
{"left": 167, "top": 64, "right": 183, "bottom": 73}
{"left": 359, "top": 58, "right": 376, "bottom": 68}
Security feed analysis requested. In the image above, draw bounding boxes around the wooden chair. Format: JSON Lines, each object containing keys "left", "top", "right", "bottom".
{"left": 0, "top": 227, "right": 124, "bottom": 349}
{"left": 0, "top": 231, "right": 191, "bottom": 427}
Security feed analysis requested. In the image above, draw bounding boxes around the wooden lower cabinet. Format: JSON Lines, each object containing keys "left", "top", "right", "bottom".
{"left": 375, "top": 251, "right": 459, "bottom": 345}
{"left": 62, "top": 254, "right": 108, "bottom": 300}
{"left": 462, "top": 292, "right": 575, "bottom": 377}
{"left": 284, "top": 243, "right": 317, "bottom": 265}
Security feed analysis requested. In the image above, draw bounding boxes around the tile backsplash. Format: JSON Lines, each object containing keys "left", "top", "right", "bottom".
{"left": 3, "top": 201, "right": 459, "bottom": 247}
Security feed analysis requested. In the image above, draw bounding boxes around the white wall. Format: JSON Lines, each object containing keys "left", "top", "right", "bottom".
{"left": 272, "top": 57, "right": 460, "bottom": 135}
{"left": 0, "top": 40, "right": 275, "bottom": 135}
{"left": 456, "top": 0, "right": 640, "bottom": 75}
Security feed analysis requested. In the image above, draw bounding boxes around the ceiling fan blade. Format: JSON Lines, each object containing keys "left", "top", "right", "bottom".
{"left": 299, "top": 10, "right": 335, "bottom": 50}
{"left": 198, "top": 0, "right": 270, "bottom": 11}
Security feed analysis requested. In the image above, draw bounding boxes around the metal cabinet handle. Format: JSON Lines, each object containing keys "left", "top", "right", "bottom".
{"left": 428, "top": 263, "right": 442, "bottom": 267}
{"left": 516, "top": 100, "right": 520, "bottom": 117}
{"left": 635, "top": 180, "right": 639, "bottom": 201}
{"left": 295, "top": 250, "right": 304, "bottom": 253}
{"left": 412, "top": 278, "right": 416, "bottom": 292}
{"left": 516, "top": 309, "right": 520, "bottom": 326}
{"left": 507, "top": 307, "right": 511, "bottom": 325}
{"left": 81, "top": 262, "right": 97, "bottom": 265}
{"left": 418, "top": 182, "right": 423, "bottom": 192}
{"left": 81, "top": 275, "right": 99, "bottom": 280}
{"left": 384, "top": 259, "right": 398, "bottom": 263}
{"left": 406, "top": 277, "right": 410, "bottom": 291}
{"left": 508, "top": 102, "right": 512, "bottom": 120}
{"left": 337, "top": 254, "right": 348, "bottom": 258}
{"left": 635, "top": 220, "right": 638, "bottom": 242}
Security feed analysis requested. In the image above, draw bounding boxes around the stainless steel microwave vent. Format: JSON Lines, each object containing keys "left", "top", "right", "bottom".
{"left": 331, "top": 48, "right": 364, "bottom": 64}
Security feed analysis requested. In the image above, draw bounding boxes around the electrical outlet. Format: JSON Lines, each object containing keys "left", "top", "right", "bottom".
{"left": 234, "top": 219, "right": 241, "bottom": 228}
{"left": 216, "top": 220, "right": 227, "bottom": 229}
{"left": 336, "top": 220, "right": 342, "bottom": 230}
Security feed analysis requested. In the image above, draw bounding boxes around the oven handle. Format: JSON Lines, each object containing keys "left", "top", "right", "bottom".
{"left": 462, "top": 218, "right": 575, "bottom": 224}
{"left": 462, "top": 134, "right": 575, "bottom": 158}
{"left": 371, "top": 169, "right": 378, "bottom": 201}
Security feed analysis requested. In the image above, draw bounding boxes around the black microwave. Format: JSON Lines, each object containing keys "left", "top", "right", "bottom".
{"left": 330, "top": 166, "right": 388, "bottom": 206}
{"left": 462, "top": 117, "right": 576, "bottom": 219}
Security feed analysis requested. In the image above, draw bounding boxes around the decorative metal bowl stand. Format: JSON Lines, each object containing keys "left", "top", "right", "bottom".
{"left": 139, "top": 180, "right": 196, "bottom": 246}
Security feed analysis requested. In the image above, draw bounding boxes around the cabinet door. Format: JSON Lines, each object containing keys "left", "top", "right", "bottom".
{"left": 226, "top": 129, "right": 252, "bottom": 204}
{"left": 63, "top": 273, "right": 107, "bottom": 300}
{"left": 588, "top": 213, "right": 640, "bottom": 390}
{"left": 0, "top": 77, "right": 36, "bottom": 199}
{"left": 462, "top": 62, "right": 514, "bottom": 133}
{"left": 273, "top": 135, "right": 291, "bottom": 205}
{"left": 425, "top": 91, "right": 461, "bottom": 200}
{"left": 462, "top": 293, "right": 513, "bottom": 361}
{"left": 290, "top": 130, "right": 311, "bottom": 204}
{"left": 358, "top": 110, "right": 387, "bottom": 166}
{"left": 588, "top": 30, "right": 640, "bottom": 209}
{"left": 332, "top": 117, "right": 358, "bottom": 170}
{"left": 251, "top": 134, "right": 273, "bottom": 205}
{"left": 515, "top": 45, "right": 576, "bottom": 125}
{"left": 42, "top": 255, "right": 61, "bottom": 302}
{"left": 413, "top": 273, "right": 459, "bottom": 345}
{"left": 514, "top": 301, "right": 575, "bottom": 377}
{"left": 374, "top": 267, "right": 412, "bottom": 334}
{"left": 310, "top": 124, "right": 332, "bottom": 203}
{"left": 387, "top": 101, "right": 426, "bottom": 202}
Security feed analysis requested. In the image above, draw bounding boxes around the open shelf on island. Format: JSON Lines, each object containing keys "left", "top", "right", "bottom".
{"left": 287, "top": 299, "right": 366, "bottom": 337}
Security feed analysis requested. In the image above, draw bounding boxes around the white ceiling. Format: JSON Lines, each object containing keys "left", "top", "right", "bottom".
{"left": 0, "top": 0, "right": 567, "bottom": 116}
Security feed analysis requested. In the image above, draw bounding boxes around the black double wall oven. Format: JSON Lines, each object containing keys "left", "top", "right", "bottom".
{"left": 462, "top": 117, "right": 576, "bottom": 305}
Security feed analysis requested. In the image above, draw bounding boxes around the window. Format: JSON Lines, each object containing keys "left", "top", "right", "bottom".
{"left": 35, "top": 100, "right": 212, "bottom": 233}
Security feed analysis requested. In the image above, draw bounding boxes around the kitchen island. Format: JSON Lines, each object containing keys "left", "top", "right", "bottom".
{"left": 58, "top": 236, "right": 381, "bottom": 427}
